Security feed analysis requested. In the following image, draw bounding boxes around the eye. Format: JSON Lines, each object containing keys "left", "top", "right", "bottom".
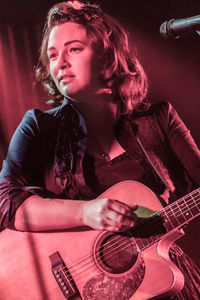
{"left": 69, "top": 47, "right": 83, "bottom": 53}
{"left": 48, "top": 53, "right": 57, "bottom": 60}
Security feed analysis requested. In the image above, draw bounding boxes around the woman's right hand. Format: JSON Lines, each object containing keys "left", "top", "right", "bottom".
{"left": 82, "top": 197, "right": 137, "bottom": 232}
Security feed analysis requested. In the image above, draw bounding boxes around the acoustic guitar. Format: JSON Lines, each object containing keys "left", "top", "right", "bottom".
{"left": 0, "top": 180, "right": 199, "bottom": 300}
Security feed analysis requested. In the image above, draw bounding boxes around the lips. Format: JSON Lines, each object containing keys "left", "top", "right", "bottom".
{"left": 59, "top": 74, "right": 75, "bottom": 82}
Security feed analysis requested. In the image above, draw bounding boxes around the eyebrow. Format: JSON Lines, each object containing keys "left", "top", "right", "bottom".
{"left": 47, "top": 40, "right": 86, "bottom": 52}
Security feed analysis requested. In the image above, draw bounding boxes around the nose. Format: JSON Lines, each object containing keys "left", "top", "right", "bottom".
{"left": 56, "top": 51, "right": 71, "bottom": 70}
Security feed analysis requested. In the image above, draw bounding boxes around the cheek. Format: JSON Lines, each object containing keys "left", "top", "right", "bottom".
{"left": 74, "top": 61, "right": 92, "bottom": 85}
{"left": 80, "top": 56, "right": 99, "bottom": 81}
{"left": 48, "top": 62, "right": 57, "bottom": 80}
{"left": 49, "top": 66, "right": 54, "bottom": 79}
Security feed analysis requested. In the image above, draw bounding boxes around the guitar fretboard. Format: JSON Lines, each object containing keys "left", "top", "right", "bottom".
{"left": 134, "top": 188, "right": 200, "bottom": 250}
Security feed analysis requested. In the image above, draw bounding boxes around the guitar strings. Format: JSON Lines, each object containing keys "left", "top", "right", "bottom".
{"left": 69, "top": 191, "right": 199, "bottom": 270}
{"left": 61, "top": 233, "right": 135, "bottom": 278}
{"left": 58, "top": 200, "right": 200, "bottom": 285}
{"left": 59, "top": 236, "right": 138, "bottom": 283}
{"left": 56, "top": 190, "right": 200, "bottom": 284}
{"left": 160, "top": 190, "right": 200, "bottom": 228}
{"left": 58, "top": 202, "right": 199, "bottom": 285}
{"left": 67, "top": 195, "right": 198, "bottom": 280}
{"left": 58, "top": 191, "right": 200, "bottom": 282}
{"left": 59, "top": 192, "right": 200, "bottom": 284}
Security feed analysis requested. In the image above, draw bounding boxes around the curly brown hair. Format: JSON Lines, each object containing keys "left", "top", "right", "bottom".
{"left": 35, "top": 0, "right": 149, "bottom": 113}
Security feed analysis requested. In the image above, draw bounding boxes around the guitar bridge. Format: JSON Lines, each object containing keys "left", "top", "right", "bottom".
{"left": 49, "top": 251, "right": 80, "bottom": 299}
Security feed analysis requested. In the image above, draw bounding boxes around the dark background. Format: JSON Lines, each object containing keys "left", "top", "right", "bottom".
{"left": 0, "top": 0, "right": 200, "bottom": 264}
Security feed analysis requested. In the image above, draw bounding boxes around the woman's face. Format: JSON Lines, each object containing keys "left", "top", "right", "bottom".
{"left": 47, "top": 22, "right": 101, "bottom": 101}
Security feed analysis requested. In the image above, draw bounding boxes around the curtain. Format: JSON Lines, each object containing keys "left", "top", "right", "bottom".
{"left": 0, "top": 23, "right": 48, "bottom": 166}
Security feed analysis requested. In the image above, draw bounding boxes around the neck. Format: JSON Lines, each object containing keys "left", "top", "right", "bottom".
{"left": 68, "top": 91, "right": 123, "bottom": 159}
{"left": 69, "top": 91, "right": 119, "bottom": 132}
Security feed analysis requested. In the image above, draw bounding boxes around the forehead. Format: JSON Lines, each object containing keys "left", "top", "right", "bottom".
{"left": 48, "top": 22, "right": 89, "bottom": 48}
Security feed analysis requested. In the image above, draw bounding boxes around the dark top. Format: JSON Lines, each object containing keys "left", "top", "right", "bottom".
{"left": 0, "top": 99, "right": 200, "bottom": 229}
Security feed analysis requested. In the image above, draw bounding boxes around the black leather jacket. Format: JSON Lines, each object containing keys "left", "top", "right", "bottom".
{"left": 0, "top": 99, "right": 200, "bottom": 229}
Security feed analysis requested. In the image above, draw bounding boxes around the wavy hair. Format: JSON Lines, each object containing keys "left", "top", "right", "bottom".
{"left": 35, "top": 0, "right": 149, "bottom": 113}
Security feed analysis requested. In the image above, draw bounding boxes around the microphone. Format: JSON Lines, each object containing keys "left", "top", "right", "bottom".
{"left": 160, "top": 15, "right": 200, "bottom": 39}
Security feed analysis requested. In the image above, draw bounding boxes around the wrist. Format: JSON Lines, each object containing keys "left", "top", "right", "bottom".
{"left": 63, "top": 200, "right": 86, "bottom": 227}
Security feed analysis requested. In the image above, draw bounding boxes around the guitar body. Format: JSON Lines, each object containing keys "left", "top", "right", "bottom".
{"left": 0, "top": 181, "right": 185, "bottom": 300}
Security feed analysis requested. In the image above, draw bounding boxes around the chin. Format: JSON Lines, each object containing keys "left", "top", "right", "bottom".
{"left": 60, "top": 84, "right": 92, "bottom": 102}
{"left": 66, "top": 90, "right": 89, "bottom": 102}
{"left": 61, "top": 91, "right": 81, "bottom": 103}
{"left": 59, "top": 86, "right": 70, "bottom": 98}
{"left": 59, "top": 85, "right": 78, "bottom": 98}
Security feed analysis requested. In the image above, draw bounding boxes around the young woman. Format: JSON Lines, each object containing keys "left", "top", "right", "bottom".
{"left": 0, "top": 1, "right": 200, "bottom": 298}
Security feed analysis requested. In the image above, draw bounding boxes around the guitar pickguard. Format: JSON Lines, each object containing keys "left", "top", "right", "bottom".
{"left": 82, "top": 257, "right": 145, "bottom": 300}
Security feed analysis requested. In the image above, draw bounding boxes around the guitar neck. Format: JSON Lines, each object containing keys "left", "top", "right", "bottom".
{"left": 134, "top": 188, "right": 200, "bottom": 250}
{"left": 161, "top": 188, "right": 200, "bottom": 230}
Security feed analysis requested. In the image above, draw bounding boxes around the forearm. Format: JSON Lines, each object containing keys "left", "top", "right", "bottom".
{"left": 14, "top": 195, "right": 86, "bottom": 232}
{"left": 14, "top": 193, "right": 137, "bottom": 233}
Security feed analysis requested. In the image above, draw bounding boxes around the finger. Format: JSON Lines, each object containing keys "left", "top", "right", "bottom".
{"left": 125, "top": 203, "right": 139, "bottom": 211}
{"left": 103, "top": 224, "right": 121, "bottom": 232}
{"left": 105, "top": 210, "right": 123, "bottom": 223}
{"left": 108, "top": 199, "right": 138, "bottom": 217}
{"left": 108, "top": 199, "right": 128, "bottom": 214}
{"left": 119, "top": 216, "right": 135, "bottom": 228}
{"left": 104, "top": 223, "right": 133, "bottom": 232}
{"left": 103, "top": 219, "right": 127, "bottom": 232}
{"left": 105, "top": 210, "right": 135, "bottom": 227}
{"left": 103, "top": 215, "right": 135, "bottom": 231}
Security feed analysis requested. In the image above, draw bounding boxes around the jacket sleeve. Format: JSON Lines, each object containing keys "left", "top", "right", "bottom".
{"left": 0, "top": 109, "right": 55, "bottom": 230}
{"left": 158, "top": 101, "right": 200, "bottom": 186}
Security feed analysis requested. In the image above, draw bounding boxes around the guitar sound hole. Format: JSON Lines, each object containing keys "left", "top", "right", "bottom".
{"left": 95, "top": 232, "right": 138, "bottom": 274}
